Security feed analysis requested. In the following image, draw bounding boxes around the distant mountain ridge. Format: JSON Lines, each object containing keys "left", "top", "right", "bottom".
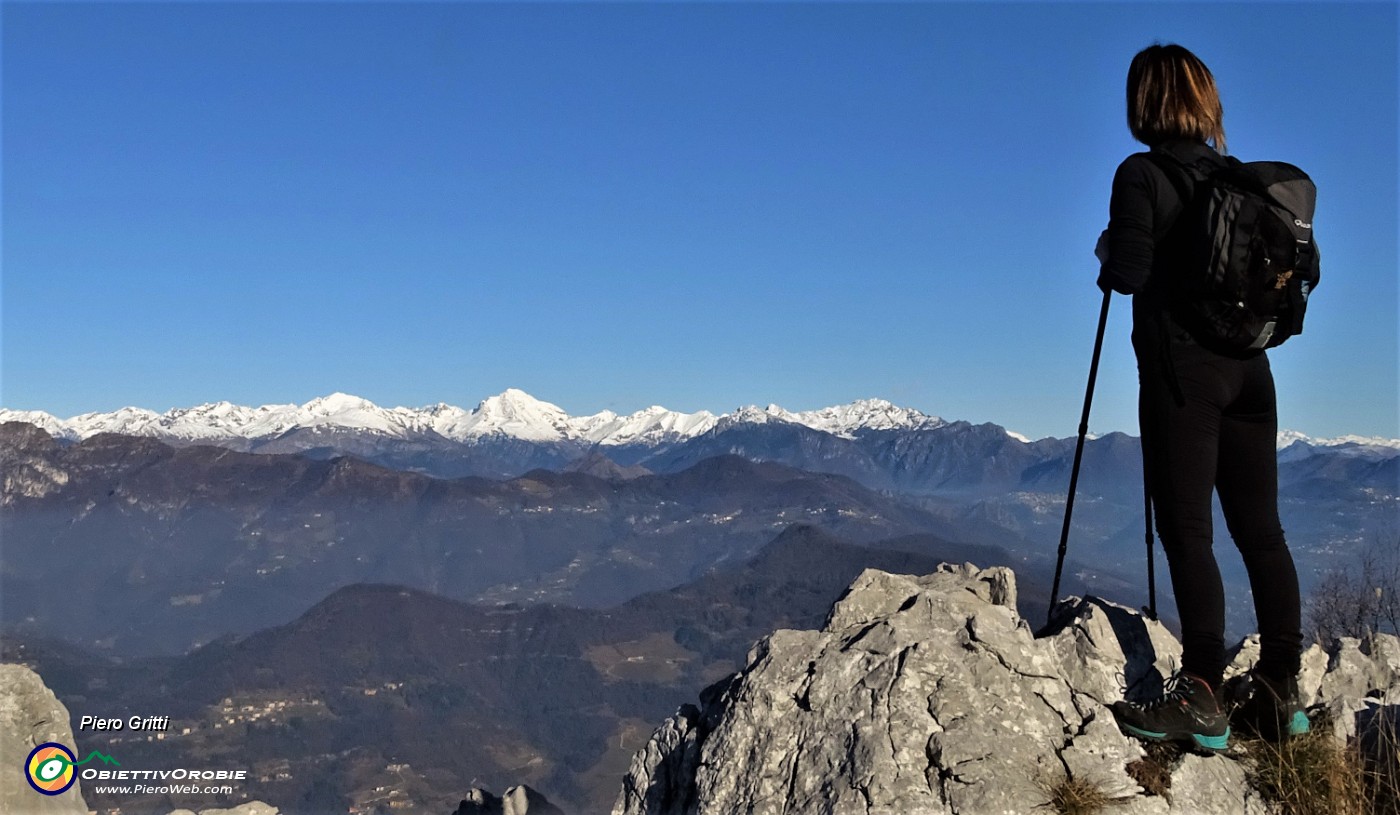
{"left": 3, "top": 392, "right": 1394, "bottom": 657}
{"left": 0, "top": 390, "right": 951, "bottom": 446}
{"left": 3, "top": 422, "right": 1007, "bottom": 656}
{"left": 6, "top": 389, "right": 1393, "bottom": 460}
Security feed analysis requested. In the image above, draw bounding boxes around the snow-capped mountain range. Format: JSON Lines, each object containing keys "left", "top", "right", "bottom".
{"left": 0, "top": 390, "right": 955, "bottom": 447}
{"left": 2, "top": 389, "right": 1394, "bottom": 453}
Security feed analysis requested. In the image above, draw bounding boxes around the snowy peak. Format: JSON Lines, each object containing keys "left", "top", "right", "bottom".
{"left": 476, "top": 388, "right": 560, "bottom": 414}
{"left": 728, "top": 405, "right": 792, "bottom": 427}
{"left": 709, "top": 399, "right": 944, "bottom": 439}
{"left": 0, "top": 409, "right": 71, "bottom": 439}
{"left": 4, "top": 393, "right": 1394, "bottom": 453}
{"left": 462, "top": 389, "right": 573, "bottom": 442}
{"left": 64, "top": 406, "right": 167, "bottom": 438}
{"left": 159, "top": 401, "right": 271, "bottom": 439}
{"left": 302, "top": 392, "right": 379, "bottom": 416}
{"left": 1277, "top": 429, "right": 1400, "bottom": 451}
{"left": 417, "top": 403, "right": 474, "bottom": 439}
{"left": 573, "top": 405, "right": 718, "bottom": 446}
{"left": 293, "top": 393, "right": 413, "bottom": 435}
{"left": 1277, "top": 429, "right": 1400, "bottom": 461}
{"left": 788, "top": 398, "right": 946, "bottom": 438}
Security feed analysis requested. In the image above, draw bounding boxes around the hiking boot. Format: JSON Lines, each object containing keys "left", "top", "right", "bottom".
{"left": 1111, "top": 671, "right": 1231, "bottom": 755}
{"left": 1228, "top": 669, "right": 1310, "bottom": 741}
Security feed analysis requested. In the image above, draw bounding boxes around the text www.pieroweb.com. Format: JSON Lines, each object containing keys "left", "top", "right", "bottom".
{"left": 90, "top": 783, "right": 235, "bottom": 796}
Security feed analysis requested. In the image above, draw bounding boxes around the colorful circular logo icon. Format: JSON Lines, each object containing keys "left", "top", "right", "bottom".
{"left": 25, "top": 743, "right": 77, "bottom": 796}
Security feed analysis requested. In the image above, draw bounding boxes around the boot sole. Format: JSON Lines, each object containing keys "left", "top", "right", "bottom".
{"left": 1120, "top": 722, "right": 1231, "bottom": 755}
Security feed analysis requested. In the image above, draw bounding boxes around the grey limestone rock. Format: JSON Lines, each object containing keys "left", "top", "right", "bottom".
{"left": 0, "top": 664, "right": 88, "bottom": 815}
{"left": 453, "top": 784, "right": 566, "bottom": 815}
{"left": 168, "top": 803, "right": 279, "bottom": 815}
{"left": 614, "top": 563, "right": 1400, "bottom": 815}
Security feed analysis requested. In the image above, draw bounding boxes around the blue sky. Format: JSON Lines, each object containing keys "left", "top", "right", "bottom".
{"left": 4, "top": 2, "right": 1396, "bottom": 441}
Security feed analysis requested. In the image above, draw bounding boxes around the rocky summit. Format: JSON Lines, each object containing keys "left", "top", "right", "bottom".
{"left": 613, "top": 563, "right": 1400, "bottom": 815}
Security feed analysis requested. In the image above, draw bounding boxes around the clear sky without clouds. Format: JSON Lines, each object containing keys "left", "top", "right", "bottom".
{"left": 4, "top": 2, "right": 1396, "bottom": 441}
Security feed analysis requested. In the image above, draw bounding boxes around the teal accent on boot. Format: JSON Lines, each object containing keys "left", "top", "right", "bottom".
{"left": 1192, "top": 727, "right": 1230, "bottom": 752}
{"left": 1111, "top": 672, "right": 1230, "bottom": 755}
{"left": 1232, "top": 669, "right": 1309, "bottom": 741}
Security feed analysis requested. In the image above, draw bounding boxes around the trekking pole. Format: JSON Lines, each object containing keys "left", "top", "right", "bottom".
{"left": 1046, "top": 288, "right": 1112, "bottom": 630}
{"left": 1143, "top": 464, "right": 1158, "bottom": 620}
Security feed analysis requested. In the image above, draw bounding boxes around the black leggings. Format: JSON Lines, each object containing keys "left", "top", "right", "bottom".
{"left": 1136, "top": 332, "right": 1303, "bottom": 687}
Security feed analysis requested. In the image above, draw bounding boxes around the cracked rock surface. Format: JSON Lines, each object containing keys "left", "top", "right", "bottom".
{"left": 614, "top": 564, "right": 1400, "bottom": 815}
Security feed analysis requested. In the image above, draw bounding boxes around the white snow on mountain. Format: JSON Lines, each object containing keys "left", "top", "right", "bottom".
{"left": 414, "top": 402, "right": 475, "bottom": 440}
{"left": 64, "top": 406, "right": 168, "bottom": 438}
{"left": 1322, "top": 435, "right": 1400, "bottom": 450}
{"left": 0, "top": 410, "right": 71, "bottom": 440}
{"left": 726, "top": 405, "right": 795, "bottom": 428}
{"left": 574, "top": 405, "right": 719, "bottom": 446}
{"left": 1276, "top": 429, "right": 1400, "bottom": 462}
{"left": 298, "top": 393, "right": 419, "bottom": 435}
{"left": 3, "top": 392, "right": 1395, "bottom": 453}
{"left": 0, "top": 390, "right": 723, "bottom": 446}
{"left": 162, "top": 401, "right": 275, "bottom": 439}
{"left": 449, "top": 389, "right": 575, "bottom": 442}
{"left": 1277, "top": 429, "right": 1400, "bottom": 451}
{"left": 787, "top": 398, "right": 945, "bottom": 438}
{"left": 1277, "top": 429, "right": 1314, "bottom": 451}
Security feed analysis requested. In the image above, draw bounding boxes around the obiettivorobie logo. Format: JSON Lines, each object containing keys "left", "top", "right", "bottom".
{"left": 24, "top": 741, "right": 249, "bottom": 799}
{"left": 24, "top": 742, "right": 120, "bottom": 795}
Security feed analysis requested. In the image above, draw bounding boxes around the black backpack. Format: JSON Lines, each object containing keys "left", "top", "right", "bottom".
{"left": 1148, "top": 147, "right": 1321, "bottom": 351}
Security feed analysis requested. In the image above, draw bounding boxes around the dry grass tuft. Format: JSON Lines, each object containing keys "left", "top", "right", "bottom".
{"left": 1237, "top": 710, "right": 1400, "bottom": 815}
{"left": 1358, "top": 706, "right": 1400, "bottom": 815}
{"left": 1037, "top": 770, "right": 1118, "bottom": 815}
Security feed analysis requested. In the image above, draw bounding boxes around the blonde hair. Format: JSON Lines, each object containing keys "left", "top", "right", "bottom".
{"left": 1127, "top": 44, "right": 1227, "bottom": 153}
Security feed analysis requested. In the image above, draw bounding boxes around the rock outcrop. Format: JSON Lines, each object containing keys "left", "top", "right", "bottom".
{"left": 0, "top": 664, "right": 88, "bottom": 815}
{"left": 453, "top": 784, "right": 566, "bottom": 814}
{"left": 169, "top": 803, "right": 279, "bottom": 815}
{"left": 614, "top": 563, "right": 1400, "bottom": 815}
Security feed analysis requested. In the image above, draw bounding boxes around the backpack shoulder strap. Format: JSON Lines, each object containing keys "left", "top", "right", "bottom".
{"left": 1141, "top": 148, "right": 1214, "bottom": 244}
{"left": 1144, "top": 150, "right": 1195, "bottom": 206}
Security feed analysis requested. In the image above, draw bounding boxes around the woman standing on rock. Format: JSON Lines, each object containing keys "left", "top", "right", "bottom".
{"left": 1096, "top": 43, "right": 1312, "bottom": 753}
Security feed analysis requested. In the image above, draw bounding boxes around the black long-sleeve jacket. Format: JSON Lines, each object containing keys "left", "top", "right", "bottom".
{"left": 1097, "top": 138, "right": 1236, "bottom": 357}
{"left": 1098, "top": 138, "right": 1226, "bottom": 299}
